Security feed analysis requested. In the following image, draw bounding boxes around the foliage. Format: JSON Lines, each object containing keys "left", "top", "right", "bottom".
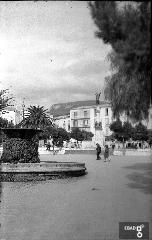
{"left": 0, "top": 117, "right": 9, "bottom": 128}
{"left": 105, "top": 134, "right": 115, "bottom": 141}
{"left": 132, "top": 122, "right": 148, "bottom": 141}
{"left": 20, "top": 105, "right": 52, "bottom": 129}
{"left": 81, "top": 130, "right": 94, "bottom": 141}
{"left": 89, "top": 1, "right": 151, "bottom": 121}
{"left": 41, "top": 125, "right": 70, "bottom": 147}
{"left": 122, "top": 121, "right": 135, "bottom": 141}
{"left": 110, "top": 119, "right": 123, "bottom": 133}
{"left": 110, "top": 119, "right": 123, "bottom": 141}
{"left": 110, "top": 119, "right": 149, "bottom": 141}
{"left": 70, "top": 127, "right": 94, "bottom": 142}
{"left": 147, "top": 130, "right": 152, "bottom": 144}
{"left": 70, "top": 128, "right": 84, "bottom": 142}
{"left": 52, "top": 127, "right": 70, "bottom": 147}
{"left": 1, "top": 136, "right": 40, "bottom": 163}
{"left": 45, "top": 125, "right": 58, "bottom": 140}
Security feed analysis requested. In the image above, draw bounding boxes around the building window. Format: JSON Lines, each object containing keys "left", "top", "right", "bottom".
{"left": 73, "top": 120, "right": 78, "bottom": 127}
{"left": 105, "top": 118, "right": 109, "bottom": 125}
{"left": 84, "top": 110, "right": 88, "bottom": 117}
{"left": 83, "top": 120, "right": 89, "bottom": 126}
{"left": 94, "top": 109, "right": 97, "bottom": 117}
{"left": 74, "top": 111, "right": 78, "bottom": 118}
{"left": 105, "top": 108, "right": 108, "bottom": 116}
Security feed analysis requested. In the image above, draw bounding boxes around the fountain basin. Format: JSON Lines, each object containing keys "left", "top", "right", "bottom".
{"left": 0, "top": 162, "right": 87, "bottom": 181}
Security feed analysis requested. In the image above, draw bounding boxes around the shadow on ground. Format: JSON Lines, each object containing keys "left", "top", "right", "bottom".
{"left": 123, "top": 162, "right": 152, "bottom": 194}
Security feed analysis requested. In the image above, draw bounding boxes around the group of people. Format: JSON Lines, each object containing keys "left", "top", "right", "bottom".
{"left": 96, "top": 143, "right": 111, "bottom": 162}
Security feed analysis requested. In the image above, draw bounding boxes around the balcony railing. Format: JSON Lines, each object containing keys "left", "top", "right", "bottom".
{"left": 71, "top": 116, "right": 90, "bottom": 120}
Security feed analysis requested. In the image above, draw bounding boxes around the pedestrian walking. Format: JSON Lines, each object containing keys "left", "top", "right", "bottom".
{"left": 46, "top": 141, "right": 51, "bottom": 151}
{"left": 104, "top": 145, "right": 110, "bottom": 162}
{"left": 111, "top": 141, "right": 115, "bottom": 155}
{"left": 96, "top": 143, "right": 101, "bottom": 160}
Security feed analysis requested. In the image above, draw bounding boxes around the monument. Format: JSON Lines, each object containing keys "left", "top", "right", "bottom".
{"left": 94, "top": 92, "right": 105, "bottom": 147}
{"left": 95, "top": 92, "right": 101, "bottom": 105}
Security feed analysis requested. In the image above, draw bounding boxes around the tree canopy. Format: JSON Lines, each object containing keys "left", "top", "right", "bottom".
{"left": 70, "top": 127, "right": 94, "bottom": 142}
{"left": 0, "top": 117, "right": 14, "bottom": 129}
{"left": 110, "top": 119, "right": 148, "bottom": 141}
{"left": 52, "top": 127, "right": 70, "bottom": 147}
{"left": 41, "top": 125, "right": 70, "bottom": 147}
{"left": 110, "top": 119, "right": 123, "bottom": 141}
{"left": 133, "top": 122, "right": 148, "bottom": 141}
{"left": 20, "top": 105, "right": 52, "bottom": 129}
{"left": 89, "top": 1, "right": 151, "bottom": 121}
{"left": 39, "top": 124, "right": 70, "bottom": 147}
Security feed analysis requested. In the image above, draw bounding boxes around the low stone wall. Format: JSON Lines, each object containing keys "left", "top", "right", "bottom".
{"left": 1, "top": 162, "right": 86, "bottom": 172}
{"left": 113, "top": 149, "right": 152, "bottom": 156}
{"left": 65, "top": 148, "right": 152, "bottom": 156}
{"left": 81, "top": 141, "right": 96, "bottom": 149}
{"left": 65, "top": 149, "right": 96, "bottom": 155}
{"left": 0, "top": 162, "right": 86, "bottom": 181}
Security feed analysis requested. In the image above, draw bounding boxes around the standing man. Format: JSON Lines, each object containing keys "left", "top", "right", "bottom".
{"left": 96, "top": 143, "right": 101, "bottom": 160}
{"left": 111, "top": 140, "right": 115, "bottom": 155}
{"left": 46, "top": 141, "right": 51, "bottom": 151}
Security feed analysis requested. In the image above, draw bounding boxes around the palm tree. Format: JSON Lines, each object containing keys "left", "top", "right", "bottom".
{"left": 21, "top": 105, "right": 52, "bottom": 129}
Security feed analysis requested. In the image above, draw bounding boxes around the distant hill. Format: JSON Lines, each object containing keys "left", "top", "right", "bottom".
{"left": 49, "top": 100, "right": 109, "bottom": 117}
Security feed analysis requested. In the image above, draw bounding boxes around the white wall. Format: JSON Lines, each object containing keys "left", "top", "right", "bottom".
{"left": 70, "top": 108, "right": 91, "bottom": 132}
{"left": 0, "top": 111, "right": 16, "bottom": 124}
{"left": 54, "top": 116, "right": 70, "bottom": 132}
{"left": 90, "top": 108, "right": 95, "bottom": 135}
{"left": 70, "top": 105, "right": 112, "bottom": 137}
{"left": 0, "top": 109, "right": 23, "bottom": 125}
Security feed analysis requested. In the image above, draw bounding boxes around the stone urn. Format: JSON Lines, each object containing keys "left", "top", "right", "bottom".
{"left": 0, "top": 128, "right": 42, "bottom": 163}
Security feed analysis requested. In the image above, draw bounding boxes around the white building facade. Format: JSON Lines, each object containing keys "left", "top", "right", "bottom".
{"left": 70, "top": 103, "right": 112, "bottom": 134}
{"left": 50, "top": 101, "right": 152, "bottom": 147}
{"left": 0, "top": 107, "right": 22, "bottom": 125}
{"left": 53, "top": 115, "right": 70, "bottom": 132}
{"left": 70, "top": 102, "right": 113, "bottom": 146}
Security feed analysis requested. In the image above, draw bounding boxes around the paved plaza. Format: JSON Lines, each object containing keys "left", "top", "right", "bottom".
{"left": 0, "top": 154, "right": 152, "bottom": 240}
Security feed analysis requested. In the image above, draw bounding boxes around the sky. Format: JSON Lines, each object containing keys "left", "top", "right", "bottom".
{"left": 0, "top": 1, "right": 111, "bottom": 110}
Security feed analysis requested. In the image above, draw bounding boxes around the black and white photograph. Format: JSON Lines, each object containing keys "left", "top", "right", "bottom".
{"left": 0, "top": 1, "right": 151, "bottom": 240}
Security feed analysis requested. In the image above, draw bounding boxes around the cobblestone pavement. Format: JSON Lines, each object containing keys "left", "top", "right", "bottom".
{"left": 0, "top": 154, "right": 152, "bottom": 240}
